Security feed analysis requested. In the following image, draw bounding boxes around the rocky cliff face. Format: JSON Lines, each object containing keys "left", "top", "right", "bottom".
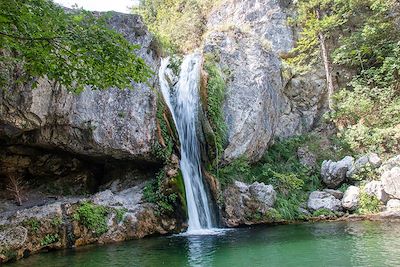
{"left": 0, "top": 12, "right": 188, "bottom": 264}
{"left": 203, "top": 0, "right": 327, "bottom": 163}
{"left": 0, "top": 13, "right": 159, "bottom": 161}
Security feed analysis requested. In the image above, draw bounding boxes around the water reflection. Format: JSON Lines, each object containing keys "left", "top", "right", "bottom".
{"left": 186, "top": 235, "right": 216, "bottom": 267}
{"left": 8, "top": 221, "right": 400, "bottom": 267}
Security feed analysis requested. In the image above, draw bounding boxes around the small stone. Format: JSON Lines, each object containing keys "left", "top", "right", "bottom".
{"left": 297, "top": 146, "right": 317, "bottom": 169}
{"left": 386, "top": 199, "right": 400, "bottom": 211}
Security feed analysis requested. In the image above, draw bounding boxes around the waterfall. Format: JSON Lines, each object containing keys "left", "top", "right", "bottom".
{"left": 159, "top": 53, "right": 215, "bottom": 233}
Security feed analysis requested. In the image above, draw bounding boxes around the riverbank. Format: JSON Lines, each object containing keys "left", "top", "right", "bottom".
{"left": 5, "top": 220, "right": 400, "bottom": 267}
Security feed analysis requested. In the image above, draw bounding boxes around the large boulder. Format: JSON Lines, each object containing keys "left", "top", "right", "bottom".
{"left": 321, "top": 156, "right": 354, "bottom": 188}
{"left": 203, "top": 0, "right": 327, "bottom": 163}
{"left": 381, "top": 166, "right": 400, "bottom": 199}
{"left": 342, "top": 186, "right": 360, "bottom": 211}
{"left": 307, "top": 191, "right": 342, "bottom": 212}
{"left": 222, "top": 181, "right": 277, "bottom": 227}
{"left": 0, "top": 13, "right": 160, "bottom": 161}
{"left": 364, "top": 181, "right": 389, "bottom": 204}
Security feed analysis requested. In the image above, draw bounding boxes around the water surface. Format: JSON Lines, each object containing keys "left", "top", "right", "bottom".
{"left": 10, "top": 221, "right": 400, "bottom": 267}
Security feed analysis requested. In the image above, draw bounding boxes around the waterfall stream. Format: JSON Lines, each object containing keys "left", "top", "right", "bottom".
{"left": 159, "top": 53, "right": 216, "bottom": 233}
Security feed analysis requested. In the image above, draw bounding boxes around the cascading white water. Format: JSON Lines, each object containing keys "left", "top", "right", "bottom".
{"left": 159, "top": 53, "right": 215, "bottom": 233}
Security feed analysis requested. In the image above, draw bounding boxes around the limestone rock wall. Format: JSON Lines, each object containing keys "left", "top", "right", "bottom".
{"left": 203, "top": 0, "right": 327, "bottom": 163}
{"left": 0, "top": 12, "right": 160, "bottom": 161}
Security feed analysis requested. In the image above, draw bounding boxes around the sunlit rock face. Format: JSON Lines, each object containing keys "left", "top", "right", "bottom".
{"left": 0, "top": 12, "right": 160, "bottom": 161}
{"left": 203, "top": 0, "right": 327, "bottom": 163}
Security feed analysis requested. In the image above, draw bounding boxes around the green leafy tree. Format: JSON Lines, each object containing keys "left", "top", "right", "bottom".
{"left": 287, "top": 0, "right": 345, "bottom": 109}
{"left": 133, "top": 0, "right": 215, "bottom": 53}
{"left": 0, "top": 0, "right": 152, "bottom": 93}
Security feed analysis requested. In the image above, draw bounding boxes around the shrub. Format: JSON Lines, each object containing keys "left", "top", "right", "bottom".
{"left": 73, "top": 201, "right": 109, "bottom": 236}
{"left": 143, "top": 170, "right": 180, "bottom": 215}
{"left": 357, "top": 191, "right": 381, "bottom": 215}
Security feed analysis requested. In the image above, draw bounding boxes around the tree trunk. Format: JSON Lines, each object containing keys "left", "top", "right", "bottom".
{"left": 316, "top": 9, "right": 335, "bottom": 110}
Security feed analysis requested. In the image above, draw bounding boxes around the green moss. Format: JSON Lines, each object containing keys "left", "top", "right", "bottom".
{"left": 115, "top": 208, "right": 128, "bottom": 223}
{"left": 171, "top": 170, "right": 187, "bottom": 215}
{"left": 51, "top": 217, "right": 63, "bottom": 227}
{"left": 204, "top": 53, "right": 227, "bottom": 165}
{"left": 143, "top": 170, "right": 179, "bottom": 215}
{"left": 40, "top": 233, "right": 59, "bottom": 246}
{"left": 73, "top": 201, "right": 109, "bottom": 236}
{"left": 23, "top": 218, "right": 41, "bottom": 234}
{"left": 1, "top": 249, "right": 17, "bottom": 261}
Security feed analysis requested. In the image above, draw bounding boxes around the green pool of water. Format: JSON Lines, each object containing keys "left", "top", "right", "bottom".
{"left": 9, "top": 221, "right": 400, "bottom": 267}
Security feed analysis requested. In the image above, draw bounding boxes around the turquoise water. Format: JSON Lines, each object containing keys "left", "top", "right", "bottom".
{"left": 9, "top": 221, "right": 400, "bottom": 267}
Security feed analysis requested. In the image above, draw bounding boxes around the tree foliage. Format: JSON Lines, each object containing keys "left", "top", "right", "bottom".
{"left": 0, "top": 0, "right": 152, "bottom": 92}
{"left": 290, "top": 0, "right": 400, "bottom": 155}
{"left": 133, "top": 0, "right": 216, "bottom": 53}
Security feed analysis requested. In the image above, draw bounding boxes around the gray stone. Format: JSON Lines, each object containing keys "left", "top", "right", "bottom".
{"left": 307, "top": 191, "right": 342, "bottom": 212}
{"left": 379, "top": 155, "right": 400, "bottom": 173}
{"left": 364, "top": 181, "right": 389, "bottom": 203}
{"left": 342, "top": 186, "right": 360, "bottom": 211}
{"left": 297, "top": 146, "right": 317, "bottom": 169}
{"left": 0, "top": 13, "right": 159, "bottom": 161}
{"left": 321, "top": 156, "right": 354, "bottom": 188}
{"left": 0, "top": 226, "right": 28, "bottom": 251}
{"left": 381, "top": 166, "right": 400, "bottom": 199}
{"left": 222, "top": 181, "right": 277, "bottom": 227}
{"left": 347, "top": 153, "right": 381, "bottom": 178}
{"left": 323, "top": 189, "right": 344, "bottom": 199}
{"left": 386, "top": 199, "right": 400, "bottom": 211}
{"left": 249, "top": 182, "right": 277, "bottom": 207}
{"left": 203, "top": 0, "right": 327, "bottom": 163}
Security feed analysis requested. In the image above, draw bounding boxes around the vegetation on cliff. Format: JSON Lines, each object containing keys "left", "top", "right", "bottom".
{"left": 133, "top": 0, "right": 218, "bottom": 53}
{"left": 0, "top": 0, "right": 152, "bottom": 92}
{"left": 289, "top": 0, "right": 400, "bottom": 156}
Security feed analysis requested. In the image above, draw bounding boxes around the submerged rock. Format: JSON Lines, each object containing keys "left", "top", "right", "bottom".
{"left": 321, "top": 156, "right": 354, "bottom": 188}
{"left": 222, "top": 181, "right": 277, "bottom": 227}
{"left": 307, "top": 191, "right": 342, "bottom": 212}
{"left": 342, "top": 186, "right": 360, "bottom": 211}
